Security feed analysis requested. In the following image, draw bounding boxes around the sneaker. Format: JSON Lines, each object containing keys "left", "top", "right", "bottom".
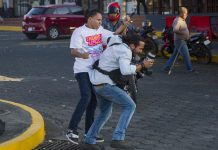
{"left": 110, "top": 140, "right": 132, "bottom": 149}
{"left": 96, "top": 136, "right": 104, "bottom": 143}
{"left": 188, "top": 69, "right": 199, "bottom": 74}
{"left": 84, "top": 134, "right": 104, "bottom": 143}
{"left": 66, "top": 130, "right": 79, "bottom": 145}
{"left": 80, "top": 142, "right": 104, "bottom": 150}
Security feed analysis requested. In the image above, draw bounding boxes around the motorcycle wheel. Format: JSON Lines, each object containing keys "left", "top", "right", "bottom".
{"left": 141, "top": 37, "right": 158, "bottom": 57}
{"left": 160, "top": 45, "right": 173, "bottom": 59}
{"left": 196, "top": 44, "right": 212, "bottom": 64}
{"left": 126, "top": 75, "right": 137, "bottom": 104}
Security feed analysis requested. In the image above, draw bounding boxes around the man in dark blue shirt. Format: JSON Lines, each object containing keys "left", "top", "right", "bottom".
{"left": 102, "top": 2, "right": 133, "bottom": 34}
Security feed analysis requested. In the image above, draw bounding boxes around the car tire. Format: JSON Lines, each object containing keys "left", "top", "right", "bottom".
{"left": 47, "top": 26, "right": 59, "bottom": 40}
{"left": 25, "top": 33, "right": 38, "bottom": 39}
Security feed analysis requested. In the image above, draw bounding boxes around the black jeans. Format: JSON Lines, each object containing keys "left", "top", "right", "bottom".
{"left": 68, "top": 72, "right": 97, "bottom": 134}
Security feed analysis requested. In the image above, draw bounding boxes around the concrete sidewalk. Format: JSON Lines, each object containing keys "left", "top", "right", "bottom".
{"left": 0, "top": 99, "right": 45, "bottom": 150}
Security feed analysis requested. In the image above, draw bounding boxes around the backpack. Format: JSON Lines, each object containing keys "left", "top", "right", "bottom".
{"left": 92, "top": 43, "right": 131, "bottom": 88}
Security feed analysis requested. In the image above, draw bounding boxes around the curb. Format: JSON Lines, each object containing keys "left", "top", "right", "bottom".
{"left": 0, "top": 26, "right": 22, "bottom": 32}
{"left": 0, "top": 75, "right": 23, "bottom": 81}
{"left": 0, "top": 99, "right": 45, "bottom": 150}
{"left": 212, "top": 55, "right": 218, "bottom": 63}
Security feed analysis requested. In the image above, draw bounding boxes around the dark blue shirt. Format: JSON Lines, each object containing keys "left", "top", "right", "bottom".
{"left": 102, "top": 18, "right": 136, "bottom": 34}
{"left": 102, "top": 18, "right": 123, "bottom": 32}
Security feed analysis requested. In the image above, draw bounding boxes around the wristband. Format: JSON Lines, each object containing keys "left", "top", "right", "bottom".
{"left": 122, "top": 22, "right": 128, "bottom": 27}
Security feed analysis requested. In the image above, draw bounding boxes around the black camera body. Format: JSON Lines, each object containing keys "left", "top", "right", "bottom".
{"left": 135, "top": 52, "right": 156, "bottom": 78}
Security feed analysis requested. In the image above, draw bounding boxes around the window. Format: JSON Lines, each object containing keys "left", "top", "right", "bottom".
{"left": 28, "top": 8, "right": 47, "bottom": 15}
{"left": 68, "top": 6, "right": 83, "bottom": 15}
{"left": 44, "top": 8, "right": 55, "bottom": 14}
{"left": 53, "top": 7, "right": 70, "bottom": 14}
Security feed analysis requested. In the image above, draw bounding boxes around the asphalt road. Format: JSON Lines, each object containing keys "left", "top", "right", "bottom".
{"left": 1, "top": 31, "right": 218, "bottom": 150}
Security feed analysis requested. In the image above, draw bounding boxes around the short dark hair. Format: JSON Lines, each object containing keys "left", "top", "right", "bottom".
{"left": 122, "top": 33, "right": 145, "bottom": 47}
{"left": 85, "top": 9, "right": 102, "bottom": 19}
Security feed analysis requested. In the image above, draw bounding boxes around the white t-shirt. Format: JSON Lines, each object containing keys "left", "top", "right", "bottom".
{"left": 70, "top": 25, "right": 113, "bottom": 73}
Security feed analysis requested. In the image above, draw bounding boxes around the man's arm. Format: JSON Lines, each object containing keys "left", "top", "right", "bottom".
{"left": 115, "top": 15, "right": 131, "bottom": 35}
{"left": 118, "top": 48, "right": 153, "bottom": 75}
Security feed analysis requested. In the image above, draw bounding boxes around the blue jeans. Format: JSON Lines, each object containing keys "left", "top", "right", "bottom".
{"left": 85, "top": 84, "right": 136, "bottom": 144}
{"left": 164, "top": 40, "right": 193, "bottom": 71}
{"left": 68, "top": 72, "right": 97, "bottom": 134}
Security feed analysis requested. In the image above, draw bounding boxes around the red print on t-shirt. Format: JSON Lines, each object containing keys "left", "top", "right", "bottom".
{"left": 86, "top": 34, "right": 102, "bottom": 46}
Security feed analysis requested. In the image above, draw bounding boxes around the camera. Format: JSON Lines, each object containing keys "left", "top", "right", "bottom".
{"left": 137, "top": 52, "right": 156, "bottom": 78}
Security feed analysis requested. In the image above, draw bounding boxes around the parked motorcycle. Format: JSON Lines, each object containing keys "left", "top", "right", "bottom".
{"left": 161, "top": 26, "right": 212, "bottom": 64}
{"left": 160, "top": 26, "right": 174, "bottom": 59}
{"left": 127, "top": 18, "right": 158, "bottom": 54}
{"left": 140, "top": 20, "right": 159, "bottom": 55}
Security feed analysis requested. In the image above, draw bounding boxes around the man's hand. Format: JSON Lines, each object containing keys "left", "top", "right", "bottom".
{"left": 71, "top": 49, "right": 89, "bottom": 59}
{"left": 142, "top": 59, "right": 154, "bottom": 69}
{"left": 80, "top": 52, "right": 89, "bottom": 59}
{"left": 136, "top": 59, "right": 154, "bottom": 72}
{"left": 123, "top": 15, "right": 131, "bottom": 24}
{"left": 115, "top": 15, "right": 131, "bottom": 35}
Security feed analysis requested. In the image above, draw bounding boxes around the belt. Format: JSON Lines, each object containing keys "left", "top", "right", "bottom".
{"left": 93, "top": 83, "right": 106, "bottom": 87}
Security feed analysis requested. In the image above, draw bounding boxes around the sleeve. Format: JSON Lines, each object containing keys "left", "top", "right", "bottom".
{"left": 69, "top": 28, "right": 83, "bottom": 49}
{"left": 102, "top": 28, "right": 114, "bottom": 45}
{"left": 173, "top": 18, "right": 180, "bottom": 33}
{"left": 116, "top": 46, "right": 136, "bottom": 75}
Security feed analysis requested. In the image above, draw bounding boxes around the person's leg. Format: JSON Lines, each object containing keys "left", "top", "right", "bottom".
{"left": 85, "top": 84, "right": 135, "bottom": 144}
{"left": 136, "top": 0, "right": 140, "bottom": 15}
{"left": 141, "top": 0, "right": 147, "bottom": 14}
{"left": 109, "top": 86, "right": 136, "bottom": 141}
{"left": 163, "top": 40, "right": 183, "bottom": 70}
{"left": 85, "top": 87, "right": 97, "bottom": 134}
{"left": 179, "top": 42, "right": 193, "bottom": 71}
{"left": 85, "top": 85, "right": 113, "bottom": 144}
{"left": 68, "top": 73, "right": 94, "bottom": 131}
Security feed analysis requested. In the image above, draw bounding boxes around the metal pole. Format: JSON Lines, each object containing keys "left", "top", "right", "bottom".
{"left": 168, "top": 43, "right": 183, "bottom": 75}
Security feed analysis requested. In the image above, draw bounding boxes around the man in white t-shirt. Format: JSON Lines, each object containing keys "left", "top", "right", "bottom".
{"left": 66, "top": 9, "right": 127, "bottom": 145}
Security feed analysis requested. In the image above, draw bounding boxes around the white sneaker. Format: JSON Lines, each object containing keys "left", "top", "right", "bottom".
{"left": 66, "top": 130, "right": 79, "bottom": 145}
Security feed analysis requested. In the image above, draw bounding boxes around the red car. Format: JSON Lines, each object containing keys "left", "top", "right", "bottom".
{"left": 22, "top": 4, "right": 86, "bottom": 40}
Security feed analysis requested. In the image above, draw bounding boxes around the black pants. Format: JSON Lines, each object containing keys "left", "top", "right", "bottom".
{"left": 137, "top": 0, "right": 147, "bottom": 15}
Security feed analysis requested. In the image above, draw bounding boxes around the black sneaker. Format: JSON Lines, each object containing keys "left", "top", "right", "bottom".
{"left": 110, "top": 140, "right": 132, "bottom": 149}
{"left": 84, "top": 134, "right": 104, "bottom": 143}
{"left": 66, "top": 130, "right": 79, "bottom": 145}
{"left": 80, "top": 142, "right": 104, "bottom": 150}
{"left": 188, "top": 69, "right": 199, "bottom": 74}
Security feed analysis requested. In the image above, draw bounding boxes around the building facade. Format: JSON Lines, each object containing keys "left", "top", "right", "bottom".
{"left": 0, "top": 0, "right": 217, "bottom": 17}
